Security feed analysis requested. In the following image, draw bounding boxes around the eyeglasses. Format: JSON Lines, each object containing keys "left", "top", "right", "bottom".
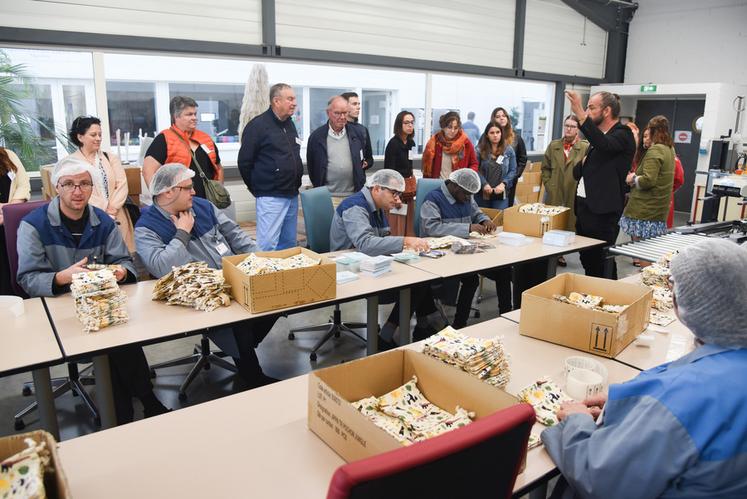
{"left": 58, "top": 181, "right": 94, "bottom": 192}
{"left": 173, "top": 184, "right": 194, "bottom": 192}
{"left": 331, "top": 111, "right": 348, "bottom": 117}
{"left": 382, "top": 186, "right": 403, "bottom": 199}
{"left": 564, "top": 124, "right": 578, "bottom": 129}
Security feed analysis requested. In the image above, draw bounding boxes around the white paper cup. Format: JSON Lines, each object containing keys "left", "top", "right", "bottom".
{"left": 566, "top": 369, "right": 604, "bottom": 401}
{"left": 0, "top": 296, "right": 24, "bottom": 317}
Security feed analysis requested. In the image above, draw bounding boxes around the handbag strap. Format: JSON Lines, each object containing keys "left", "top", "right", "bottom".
{"left": 169, "top": 128, "right": 210, "bottom": 181}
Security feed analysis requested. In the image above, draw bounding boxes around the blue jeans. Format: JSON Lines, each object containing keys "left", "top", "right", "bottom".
{"left": 256, "top": 196, "right": 298, "bottom": 251}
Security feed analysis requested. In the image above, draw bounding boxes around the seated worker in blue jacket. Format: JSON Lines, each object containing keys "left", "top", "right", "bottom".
{"left": 330, "top": 169, "right": 446, "bottom": 349}
{"left": 542, "top": 238, "right": 747, "bottom": 499}
{"left": 17, "top": 157, "right": 169, "bottom": 424}
{"left": 135, "top": 163, "right": 277, "bottom": 389}
{"left": 419, "top": 169, "right": 496, "bottom": 329}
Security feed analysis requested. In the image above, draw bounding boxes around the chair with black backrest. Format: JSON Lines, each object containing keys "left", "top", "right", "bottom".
{"left": 326, "top": 403, "right": 536, "bottom": 499}
{"left": 138, "top": 205, "right": 238, "bottom": 401}
{"left": 3, "top": 200, "right": 100, "bottom": 430}
{"left": 287, "top": 187, "right": 367, "bottom": 362}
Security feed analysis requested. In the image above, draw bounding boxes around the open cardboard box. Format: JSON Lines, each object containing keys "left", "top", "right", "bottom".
{"left": 223, "top": 247, "right": 336, "bottom": 313}
{"left": 519, "top": 274, "right": 653, "bottom": 357}
{"left": 308, "top": 349, "right": 523, "bottom": 464}
{"left": 502, "top": 204, "right": 570, "bottom": 237}
{"left": 0, "top": 430, "right": 71, "bottom": 498}
{"left": 479, "top": 207, "right": 504, "bottom": 226}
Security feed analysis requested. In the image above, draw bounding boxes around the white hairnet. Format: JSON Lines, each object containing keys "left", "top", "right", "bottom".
{"left": 51, "top": 156, "right": 96, "bottom": 186}
{"left": 151, "top": 163, "right": 196, "bottom": 196}
{"left": 669, "top": 238, "right": 747, "bottom": 348}
{"left": 449, "top": 169, "right": 481, "bottom": 194}
{"left": 369, "top": 169, "right": 405, "bottom": 192}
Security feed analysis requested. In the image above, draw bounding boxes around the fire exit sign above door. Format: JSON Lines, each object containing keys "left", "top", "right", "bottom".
{"left": 640, "top": 84, "right": 658, "bottom": 93}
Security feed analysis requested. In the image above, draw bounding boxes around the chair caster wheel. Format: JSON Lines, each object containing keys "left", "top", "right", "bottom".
{"left": 334, "top": 331, "right": 341, "bottom": 338}
{"left": 178, "top": 392, "right": 187, "bottom": 401}
{"left": 22, "top": 386, "right": 32, "bottom": 396}
{"left": 150, "top": 368, "right": 156, "bottom": 378}
{"left": 288, "top": 332, "right": 295, "bottom": 340}
{"left": 14, "top": 419, "right": 25, "bottom": 431}
{"left": 94, "top": 416, "right": 101, "bottom": 427}
{"left": 310, "top": 352, "right": 317, "bottom": 362}
{"left": 474, "top": 311, "right": 481, "bottom": 319}
{"left": 204, "top": 363, "right": 211, "bottom": 371}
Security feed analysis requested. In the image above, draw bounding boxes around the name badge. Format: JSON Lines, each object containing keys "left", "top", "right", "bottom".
{"left": 577, "top": 178, "right": 587, "bottom": 198}
{"left": 295, "top": 137, "right": 302, "bottom": 145}
{"left": 216, "top": 242, "right": 230, "bottom": 255}
{"left": 497, "top": 155, "right": 504, "bottom": 164}
{"left": 200, "top": 144, "right": 213, "bottom": 154}
{"left": 360, "top": 150, "right": 364, "bottom": 161}
{"left": 408, "top": 150, "right": 415, "bottom": 160}
{"left": 7, "top": 171, "right": 15, "bottom": 182}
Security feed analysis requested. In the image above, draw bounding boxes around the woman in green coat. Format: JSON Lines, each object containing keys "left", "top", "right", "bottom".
{"left": 620, "top": 115, "right": 675, "bottom": 241}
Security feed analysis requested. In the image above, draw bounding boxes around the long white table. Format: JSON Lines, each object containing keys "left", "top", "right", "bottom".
{"left": 58, "top": 317, "right": 639, "bottom": 498}
{"left": 1, "top": 298, "right": 63, "bottom": 438}
{"left": 44, "top": 262, "right": 439, "bottom": 428}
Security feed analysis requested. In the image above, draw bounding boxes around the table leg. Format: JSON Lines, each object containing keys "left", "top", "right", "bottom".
{"left": 92, "top": 354, "right": 117, "bottom": 429}
{"left": 546, "top": 256, "right": 558, "bottom": 279}
{"left": 399, "top": 288, "right": 411, "bottom": 345}
{"left": 366, "top": 295, "right": 379, "bottom": 355}
{"left": 31, "top": 368, "right": 59, "bottom": 440}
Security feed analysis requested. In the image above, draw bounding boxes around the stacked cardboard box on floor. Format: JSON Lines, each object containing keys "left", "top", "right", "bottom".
{"left": 222, "top": 247, "right": 336, "bottom": 313}
{"left": 519, "top": 274, "right": 653, "bottom": 357}
{"left": 308, "top": 349, "right": 522, "bottom": 463}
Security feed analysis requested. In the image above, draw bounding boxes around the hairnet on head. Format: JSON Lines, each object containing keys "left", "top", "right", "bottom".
{"left": 449, "top": 169, "right": 481, "bottom": 194}
{"left": 369, "top": 169, "right": 405, "bottom": 192}
{"left": 669, "top": 238, "right": 747, "bottom": 348}
{"left": 151, "top": 163, "right": 196, "bottom": 196}
{"left": 51, "top": 156, "right": 96, "bottom": 186}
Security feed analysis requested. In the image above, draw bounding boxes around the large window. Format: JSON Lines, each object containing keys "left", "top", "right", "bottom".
{"left": 0, "top": 47, "right": 95, "bottom": 171}
{"left": 169, "top": 83, "right": 244, "bottom": 142}
{"left": 106, "top": 81, "right": 157, "bottom": 145}
{"left": 431, "top": 74, "right": 556, "bottom": 153}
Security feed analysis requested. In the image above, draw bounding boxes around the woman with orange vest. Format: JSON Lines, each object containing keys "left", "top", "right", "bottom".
{"left": 143, "top": 96, "right": 224, "bottom": 200}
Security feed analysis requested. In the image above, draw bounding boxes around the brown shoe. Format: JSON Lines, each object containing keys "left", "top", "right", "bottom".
{"left": 557, "top": 256, "right": 567, "bottom": 267}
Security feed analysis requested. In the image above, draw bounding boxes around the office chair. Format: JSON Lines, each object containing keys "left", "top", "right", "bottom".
{"left": 287, "top": 187, "right": 366, "bottom": 362}
{"left": 326, "top": 403, "right": 536, "bottom": 499}
{"left": 136, "top": 206, "right": 238, "bottom": 401}
{"left": 3, "top": 201, "right": 100, "bottom": 430}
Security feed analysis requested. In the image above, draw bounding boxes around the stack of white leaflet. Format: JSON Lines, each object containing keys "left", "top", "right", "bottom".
{"left": 359, "top": 255, "right": 394, "bottom": 277}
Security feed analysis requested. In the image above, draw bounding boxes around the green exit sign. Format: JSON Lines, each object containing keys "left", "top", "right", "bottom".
{"left": 640, "top": 84, "right": 657, "bottom": 93}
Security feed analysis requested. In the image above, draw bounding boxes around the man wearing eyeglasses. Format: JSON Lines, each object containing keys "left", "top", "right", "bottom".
{"left": 540, "top": 114, "right": 589, "bottom": 266}
{"left": 135, "top": 163, "right": 278, "bottom": 389}
{"left": 16, "top": 157, "right": 169, "bottom": 424}
{"left": 307, "top": 96, "right": 369, "bottom": 207}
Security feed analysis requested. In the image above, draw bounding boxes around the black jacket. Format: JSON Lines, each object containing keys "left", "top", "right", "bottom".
{"left": 573, "top": 119, "right": 635, "bottom": 216}
{"left": 384, "top": 136, "right": 415, "bottom": 178}
{"left": 237, "top": 107, "right": 303, "bottom": 198}
{"left": 514, "top": 135, "right": 528, "bottom": 177}
{"left": 350, "top": 121, "right": 374, "bottom": 170}
{"left": 306, "top": 122, "right": 367, "bottom": 192}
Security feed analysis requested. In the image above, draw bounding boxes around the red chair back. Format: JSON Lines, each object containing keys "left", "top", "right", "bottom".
{"left": 326, "top": 403, "right": 536, "bottom": 499}
{"left": 3, "top": 200, "right": 48, "bottom": 297}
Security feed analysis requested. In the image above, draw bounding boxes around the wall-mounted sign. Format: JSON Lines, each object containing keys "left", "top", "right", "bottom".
{"left": 674, "top": 130, "right": 692, "bottom": 144}
{"left": 640, "top": 84, "right": 657, "bottom": 93}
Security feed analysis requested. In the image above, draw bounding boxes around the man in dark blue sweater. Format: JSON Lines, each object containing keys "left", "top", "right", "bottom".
{"left": 238, "top": 83, "right": 304, "bottom": 251}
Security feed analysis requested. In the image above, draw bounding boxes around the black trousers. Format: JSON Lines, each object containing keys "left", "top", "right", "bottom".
{"left": 381, "top": 283, "right": 438, "bottom": 326}
{"left": 231, "top": 316, "right": 277, "bottom": 382}
{"left": 110, "top": 345, "right": 155, "bottom": 424}
{"left": 482, "top": 267, "right": 514, "bottom": 314}
{"left": 439, "top": 275, "right": 479, "bottom": 329}
{"left": 575, "top": 198, "right": 620, "bottom": 279}
{"left": 512, "top": 260, "right": 549, "bottom": 308}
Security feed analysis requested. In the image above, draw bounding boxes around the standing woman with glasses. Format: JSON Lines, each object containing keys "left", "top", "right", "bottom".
{"left": 491, "top": 107, "right": 527, "bottom": 206}
{"left": 384, "top": 111, "right": 417, "bottom": 236}
{"left": 421, "top": 111, "right": 478, "bottom": 180}
{"left": 67, "top": 116, "right": 135, "bottom": 251}
{"left": 476, "top": 121, "right": 517, "bottom": 210}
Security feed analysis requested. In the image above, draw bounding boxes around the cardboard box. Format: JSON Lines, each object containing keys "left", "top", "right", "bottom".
{"left": 222, "top": 247, "right": 336, "bottom": 313}
{"left": 479, "top": 207, "right": 503, "bottom": 226}
{"left": 502, "top": 204, "right": 570, "bottom": 237}
{"left": 308, "top": 349, "right": 522, "bottom": 463}
{"left": 0, "top": 430, "right": 71, "bottom": 498}
{"left": 519, "top": 274, "right": 653, "bottom": 358}
{"left": 515, "top": 171, "right": 542, "bottom": 204}
{"left": 523, "top": 161, "right": 541, "bottom": 173}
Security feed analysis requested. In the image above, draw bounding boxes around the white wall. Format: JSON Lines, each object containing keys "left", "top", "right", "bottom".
{"left": 625, "top": 0, "right": 747, "bottom": 85}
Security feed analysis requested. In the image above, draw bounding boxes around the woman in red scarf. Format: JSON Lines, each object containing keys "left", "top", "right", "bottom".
{"left": 422, "top": 112, "right": 478, "bottom": 179}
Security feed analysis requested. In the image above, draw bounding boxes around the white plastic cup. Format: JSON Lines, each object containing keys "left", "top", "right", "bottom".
{"left": 566, "top": 369, "right": 604, "bottom": 401}
{"left": 564, "top": 356, "right": 609, "bottom": 387}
